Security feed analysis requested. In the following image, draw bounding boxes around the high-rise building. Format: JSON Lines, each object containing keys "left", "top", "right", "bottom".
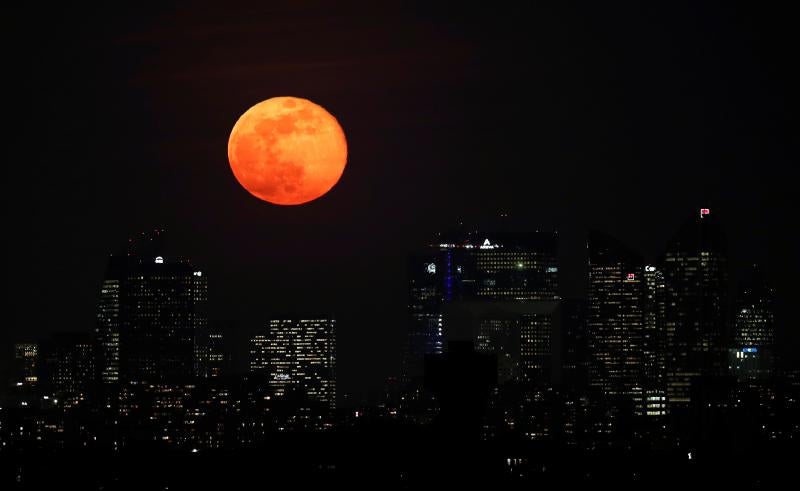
{"left": 443, "top": 224, "right": 559, "bottom": 302}
{"left": 95, "top": 230, "right": 208, "bottom": 384}
{"left": 195, "top": 321, "right": 230, "bottom": 378}
{"left": 402, "top": 254, "right": 443, "bottom": 383}
{"left": 587, "top": 231, "right": 645, "bottom": 403}
{"left": 473, "top": 313, "right": 557, "bottom": 385}
{"left": 660, "top": 208, "right": 728, "bottom": 408}
{"left": 48, "top": 333, "right": 95, "bottom": 408}
{"left": 404, "top": 219, "right": 560, "bottom": 386}
{"left": 476, "top": 318, "right": 520, "bottom": 383}
{"left": 96, "top": 278, "right": 120, "bottom": 384}
{"left": 13, "top": 343, "right": 38, "bottom": 388}
{"left": 249, "top": 317, "right": 336, "bottom": 410}
{"left": 642, "top": 265, "right": 668, "bottom": 418}
{"left": 731, "top": 264, "right": 776, "bottom": 382}
{"left": 561, "top": 299, "right": 589, "bottom": 392}
{"left": 587, "top": 233, "right": 669, "bottom": 420}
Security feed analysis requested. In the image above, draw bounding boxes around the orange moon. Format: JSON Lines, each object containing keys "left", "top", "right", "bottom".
{"left": 227, "top": 97, "right": 347, "bottom": 205}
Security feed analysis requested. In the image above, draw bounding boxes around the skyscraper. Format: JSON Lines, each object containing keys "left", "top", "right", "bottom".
{"left": 455, "top": 226, "right": 559, "bottom": 301}
{"left": 249, "top": 317, "right": 337, "bottom": 410}
{"left": 642, "top": 265, "right": 668, "bottom": 417}
{"left": 660, "top": 208, "right": 728, "bottom": 408}
{"left": 404, "top": 219, "right": 560, "bottom": 386}
{"left": 195, "top": 321, "right": 230, "bottom": 378}
{"left": 561, "top": 299, "right": 589, "bottom": 392}
{"left": 731, "top": 264, "right": 776, "bottom": 382}
{"left": 402, "top": 253, "right": 443, "bottom": 384}
{"left": 470, "top": 306, "right": 558, "bottom": 384}
{"left": 587, "top": 231, "right": 645, "bottom": 404}
{"left": 95, "top": 230, "right": 208, "bottom": 384}
{"left": 48, "top": 333, "right": 95, "bottom": 408}
{"left": 13, "top": 343, "right": 38, "bottom": 388}
{"left": 96, "top": 278, "right": 120, "bottom": 384}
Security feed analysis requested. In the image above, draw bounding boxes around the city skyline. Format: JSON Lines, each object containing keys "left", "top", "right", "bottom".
{"left": 3, "top": 206, "right": 797, "bottom": 488}
{"left": 3, "top": 2, "right": 797, "bottom": 487}
{"left": 3, "top": 206, "right": 795, "bottom": 404}
{"left": 5, "top": 2, "right": 797, "bottom": 401}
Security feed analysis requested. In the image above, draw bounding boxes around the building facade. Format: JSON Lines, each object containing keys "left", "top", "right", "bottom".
{"left": 404, "top": 220, "right": 560, "bottom": 387}
{"left": 250, "top": 317, "right": 337, "bottom": 410}
{"left": 13, "top": 343, "right": 38, "bottom": 388}
{"left": 95, "top": 230, "right": 208, "bottom": 384}
{"left": 587, "top": 231, "right": 645, "bottom": 403}
{"left": 660, "top": 209, "right": 728, "bottom": 408}
{"left": 731, "top": 264, "right": 776, "bottom": 382}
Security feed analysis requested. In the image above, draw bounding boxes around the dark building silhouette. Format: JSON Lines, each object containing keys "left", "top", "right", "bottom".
{"left": 660, "top": 208, "right": 728, "bottom": 409}
{"left": 46, "top": 333, "right": 95, "bottom": 408}
{"left": 443, "top": 300, "right": 561, "bottom": 385}
{"left": 561, "top": 298, "right": 589, "bottom": 392}
{"left": 95, "top": 230, "right": 208, "bottom": 384}
{"left": 424, "top": 340, "right": 497, "bottom": 441}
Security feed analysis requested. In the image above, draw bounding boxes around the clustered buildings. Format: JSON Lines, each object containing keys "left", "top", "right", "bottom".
{"left": 2, "top": 209, "right": 798, "bottom": 455}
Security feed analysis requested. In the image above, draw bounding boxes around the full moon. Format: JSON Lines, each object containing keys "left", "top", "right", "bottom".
{"left": 227, "top": 97, "right": 347, "bottom": 205}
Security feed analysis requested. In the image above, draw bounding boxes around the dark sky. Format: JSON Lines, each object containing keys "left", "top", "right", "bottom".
{"left": 4, "top": 1, "right": 797, "bottom": 400}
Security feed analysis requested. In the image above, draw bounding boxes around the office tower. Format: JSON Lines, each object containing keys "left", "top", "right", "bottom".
{"left": 474, "top": 312, "right": 557, "bottom": 386}
{"left": 249, "top": 317, "right": 336, "bottom": 410}
{"left": 642, "top": 265, "right": 668, "bottom": 417}
{"left": 195, "top": 321, "right": 230, "bottom": 378}
{"left": 445, "top": 300, "right": 560, "bottom": 385}
{"left": 587, "top": 231, "right": 645, "bottom": 403}
{"left": 561, "top": 299, "right": 589, "bottom": 392}
{"left": 402, "top": 254, "right": 443, "bottom": 383}
{"left": 452, "top": 225, "right": 559, "bottom": 385}
{"left": 476, "top": 319, "right": 520, "bottom": 383}
{"left": 96, "top": 278, "right": 120, "bottom": 384}
{"left": 405, "top": 219, "right": 559, "bottom": 386}
{"left": 731, "top": 264, "right": 776, "bottom": 381}
{"left": 49, "top": 333, "right": 95, "bottom": 408}
{"left": 96, "top": 230, "right": 208, "bottom": 384}
{"left": 519, "top": 313, "right": 558, "bottom": 384}
{"left": 249, "top": 335, "right": 270, "bottom": 374}
{"left": 13, "top": 343, "right": 38, "bottom": 388}
{"left": 446, "top": 223, "right": 559, "bottom": 301}
{"left": 660, "top": 208, "right": 728, "bottom": 408}
{"left": 464, "top": 231, "right": 559, "bottom": 301}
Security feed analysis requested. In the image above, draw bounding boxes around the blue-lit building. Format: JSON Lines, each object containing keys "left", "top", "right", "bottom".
{"left": 730, "top": 264, "right": 776, "bottom": 382}
{"left": 403, "top": 219, "right": 559, "bottom": 389}
{"left": 402, "top": 253, "right": 444, "bottom": 384}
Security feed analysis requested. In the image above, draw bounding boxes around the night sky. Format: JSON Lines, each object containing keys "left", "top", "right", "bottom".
{"left": 5, "top": 2, "right": 797, "bottom": 400}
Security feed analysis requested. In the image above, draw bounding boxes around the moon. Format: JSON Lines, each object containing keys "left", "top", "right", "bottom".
{"left": 227, "top": 97, "right": 348, "bottom": 205}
